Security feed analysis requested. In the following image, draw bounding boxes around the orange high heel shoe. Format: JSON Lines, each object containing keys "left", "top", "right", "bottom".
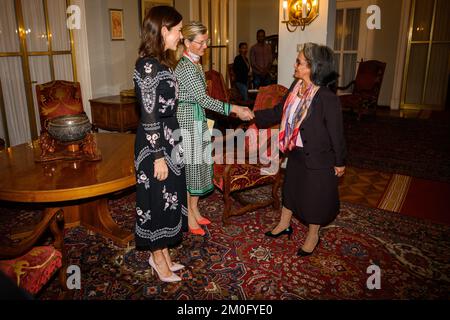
{"left": 189, "top": 226, "right": 206, "bottom": 236}
{"left": 148, "top": 255, "right": 182, "bottom": 282}
{"left": 196, "top": 217, "right": 211, "bottom": 225}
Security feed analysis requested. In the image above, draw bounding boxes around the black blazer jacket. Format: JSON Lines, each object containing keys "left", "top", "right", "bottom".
{"left": 255, "top": 80, "right": 347, "bottom": 169}
{"left": 233, "top": 55, "right": 250, "bottom": 84}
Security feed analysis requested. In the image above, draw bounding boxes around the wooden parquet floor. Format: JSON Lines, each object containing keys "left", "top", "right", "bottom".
{"left": 339, "top": 166, "right": 392, "bottom": 208}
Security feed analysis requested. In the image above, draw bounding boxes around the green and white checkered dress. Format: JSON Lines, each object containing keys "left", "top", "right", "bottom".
{"left": 175, "top": 56, "right": 231, "bottom": 196}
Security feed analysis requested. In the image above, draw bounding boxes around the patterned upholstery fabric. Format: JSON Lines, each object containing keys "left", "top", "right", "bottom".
{"left": 245, "top": 84, "right": 288, "bottom": 158}
{"left": 0, "top": 246, "right": 62, "bottom": 295}
{"left": 36, "top": 80, "right": 84, "bottom": 130}
{"left": 213, "top": 162, "right": 279, "bottom": 192}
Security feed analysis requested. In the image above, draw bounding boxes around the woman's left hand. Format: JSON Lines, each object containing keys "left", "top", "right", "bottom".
{"left": 334, "top": 166, "right": 345, "bottom": 177}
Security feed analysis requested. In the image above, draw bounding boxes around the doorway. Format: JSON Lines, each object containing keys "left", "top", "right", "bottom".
{"left": 334, "top": 1, "right": 369, "bottom": 93}
{"left": 401, "top": 0, "right": 450, "bottom": 110}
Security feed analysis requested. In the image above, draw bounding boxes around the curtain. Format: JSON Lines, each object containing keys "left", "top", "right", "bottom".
{"left": 0, "top": 57, "right": 31, "bottom": 146}
{"left": 405, "top": 44, "right": 428, "bottom": 104}
{"left": 344, "top": 8, "right": 360, "bottom": 51}
{"left": 29, "top": 56, "right": 52, "bottom": 133}
{"left": 0, "top": 0, "right": 20, "bottom": 52}
{"left": 0, "top": 0, "right": 32, "bottom": 146}
{"left": 47, "top": 0, "right": 71, "bottom": 51}
{"left": 22, "top": 0, "right": 49, "bottom": 52}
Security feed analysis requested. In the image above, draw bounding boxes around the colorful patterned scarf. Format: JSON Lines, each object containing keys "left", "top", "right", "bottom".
{"left": 279, "top": 80, "right": 319, "bottom": 153}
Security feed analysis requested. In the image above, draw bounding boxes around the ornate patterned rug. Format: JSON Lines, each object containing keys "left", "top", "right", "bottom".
{"left": 27, "top": 189, "right": 450, "bottom": 300}
{"left": 344, "top": 114, "right": 450, "bottom": 183}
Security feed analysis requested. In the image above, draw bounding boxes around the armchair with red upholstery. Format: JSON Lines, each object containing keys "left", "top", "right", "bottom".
{"left": 213, "top": 84, "right": 288, "bottom": 224}
{"left": 0, "top": 208, "right": 66, "bottom": 296}
{"left": 205, "top": 69, "right": 242, "bottom": 132}
{"left": 338, "top": 60, "right": 386, "bottom": 119}
{"left": 205, "top": 69, "right": 230, "bottom": 103}
{"left": 35, "top": 80, "right": 85, "bottom": 132}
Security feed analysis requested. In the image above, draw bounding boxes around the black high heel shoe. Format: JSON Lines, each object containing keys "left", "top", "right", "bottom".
{"left": 297, "top": 238, "right": 321, "bottom": 257}
{"left": 265, "top": 226, "right": 293, "bottom": 239}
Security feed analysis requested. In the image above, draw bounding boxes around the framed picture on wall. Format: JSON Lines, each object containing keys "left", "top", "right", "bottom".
{"left": 140, "top": 0, "right": 173, "bottom": 24}
{"left": 110, "top": 9, "right": 125, "bottom": 40}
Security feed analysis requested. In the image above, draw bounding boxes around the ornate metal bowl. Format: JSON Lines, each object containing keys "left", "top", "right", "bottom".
{"left": 47, "top": 114, "right": 92, "bottom": 143}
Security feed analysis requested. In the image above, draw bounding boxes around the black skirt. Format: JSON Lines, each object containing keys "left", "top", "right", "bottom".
{"left": 282, "top": 147, "right": 340, "bottom": 226}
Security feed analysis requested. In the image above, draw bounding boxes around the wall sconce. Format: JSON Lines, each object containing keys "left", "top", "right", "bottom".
{"left": 282, "top": 0, "right": 319, "bottom": 32}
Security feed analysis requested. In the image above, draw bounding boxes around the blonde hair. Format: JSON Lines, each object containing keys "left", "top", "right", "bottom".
{"left": 182, "top": 21, "right": 207, "bottom": 42}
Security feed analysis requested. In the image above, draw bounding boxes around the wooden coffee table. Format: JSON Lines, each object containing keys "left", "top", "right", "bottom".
{"left": 0, "top": 133, "right": 136, "bottom": 247}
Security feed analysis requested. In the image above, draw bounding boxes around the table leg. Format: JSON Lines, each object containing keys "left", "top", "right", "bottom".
{"left": 60, "top": 199, "right": 133, "bottom": 247}
{"left": 9, "top": 199, "right": 133, "bottom": 248}
{"left": 79, "top": 199, "right": 133, "bottom": 247}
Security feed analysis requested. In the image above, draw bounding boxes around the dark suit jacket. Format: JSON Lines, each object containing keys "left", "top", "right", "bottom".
{"left": 233, "top": 55, "right": 250, "bottom": 84}
{"left": 255, "top": 80, "right": 347, "bottom": 169}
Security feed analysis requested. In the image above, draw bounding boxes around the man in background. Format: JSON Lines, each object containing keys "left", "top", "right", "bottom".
{"left": 233, "top": 42, "right": 251, "bottom": 101}
{"left": 250, "top": 29, "right": 273, "bottom": 89}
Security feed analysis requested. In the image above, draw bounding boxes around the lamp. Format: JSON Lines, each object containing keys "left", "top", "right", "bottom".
{"left": 282, "top": 0, "right": 319, "bottom": 32}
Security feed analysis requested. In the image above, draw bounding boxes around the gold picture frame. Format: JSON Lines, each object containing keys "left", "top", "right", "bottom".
{"left": 140, "top": 0, "right": 173, "bottom": 24}
{"left": 110, "top": 9, "right": 125, "bottom": 40}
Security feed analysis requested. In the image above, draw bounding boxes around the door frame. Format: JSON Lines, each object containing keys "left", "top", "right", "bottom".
{"left": 335, "top": 0, "right": 369, "bottom": 87}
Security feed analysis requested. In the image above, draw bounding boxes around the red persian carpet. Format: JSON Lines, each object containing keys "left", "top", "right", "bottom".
{"left": 24, "top": 189, "right": 450, "bottom": 300}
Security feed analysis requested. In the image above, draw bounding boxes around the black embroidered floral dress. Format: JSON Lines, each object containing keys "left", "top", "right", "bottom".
{"left": 133, "top": 57, "right": 187, "bottom": 251}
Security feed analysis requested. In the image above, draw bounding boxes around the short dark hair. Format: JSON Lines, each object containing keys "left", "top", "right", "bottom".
{"left": 138, "top": 6, "right": 182, "bottom": 68}
{"left": 239, "top": 42, "right": 247, "bottom": 49}
{"left": 257, "top": 29, "right": 265, "bottom": 35}
{"left": 302, "top": 43, "right": 338, "bottom": 87}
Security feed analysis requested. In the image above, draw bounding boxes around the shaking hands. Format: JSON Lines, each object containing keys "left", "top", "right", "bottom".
{"left": 232, "top": 105, "right": 255, "bottom": 121}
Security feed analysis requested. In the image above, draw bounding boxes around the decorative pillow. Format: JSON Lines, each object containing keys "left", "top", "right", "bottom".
{"left": 0, "top": 246, "right": 62, "bottom": 295}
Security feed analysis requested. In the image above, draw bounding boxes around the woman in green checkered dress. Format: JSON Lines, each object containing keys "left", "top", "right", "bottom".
{"left": 175, "top": 21, "right": 254, "bottom": 235}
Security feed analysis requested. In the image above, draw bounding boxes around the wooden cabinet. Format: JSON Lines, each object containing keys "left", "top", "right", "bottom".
{"left": 89, "top": 95, "right": 139, "bottom": 132}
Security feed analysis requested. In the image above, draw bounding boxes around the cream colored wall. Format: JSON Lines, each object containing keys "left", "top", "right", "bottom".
{"left": 175, "top": 0, "right": 190, "bottom": 22}
{"left": 72, "top": 0, "right": 93, "bottom": 120}
{"left": 278, "top": 0, "right": 336, "bottom": 88}
{"left": 85, "top": 0, "right": 140, "bottom": 99}
{"left": 81, "top": 0, "right": 280, "bottom": 101}
{"left": 365, "top": 0, "right": 403, "bottom": 107}
{"left": 236, "top": 0, "right": 279, "bottom": 58}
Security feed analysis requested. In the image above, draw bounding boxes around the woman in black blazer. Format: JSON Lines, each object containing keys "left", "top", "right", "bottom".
{"left": 255, "top": 43, "right": 346, "bottom": 256}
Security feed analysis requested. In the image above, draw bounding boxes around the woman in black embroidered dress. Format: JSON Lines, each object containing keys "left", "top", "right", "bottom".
{"left": 134, "top": 6, "right": 187, "bottom": 282}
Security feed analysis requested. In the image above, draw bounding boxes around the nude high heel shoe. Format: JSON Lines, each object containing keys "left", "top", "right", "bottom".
{"left": 169, "top": 262, "right": 185, "bottom": 272}
{"left": 148, "top": 255, "right": 182, "bottom": 282}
